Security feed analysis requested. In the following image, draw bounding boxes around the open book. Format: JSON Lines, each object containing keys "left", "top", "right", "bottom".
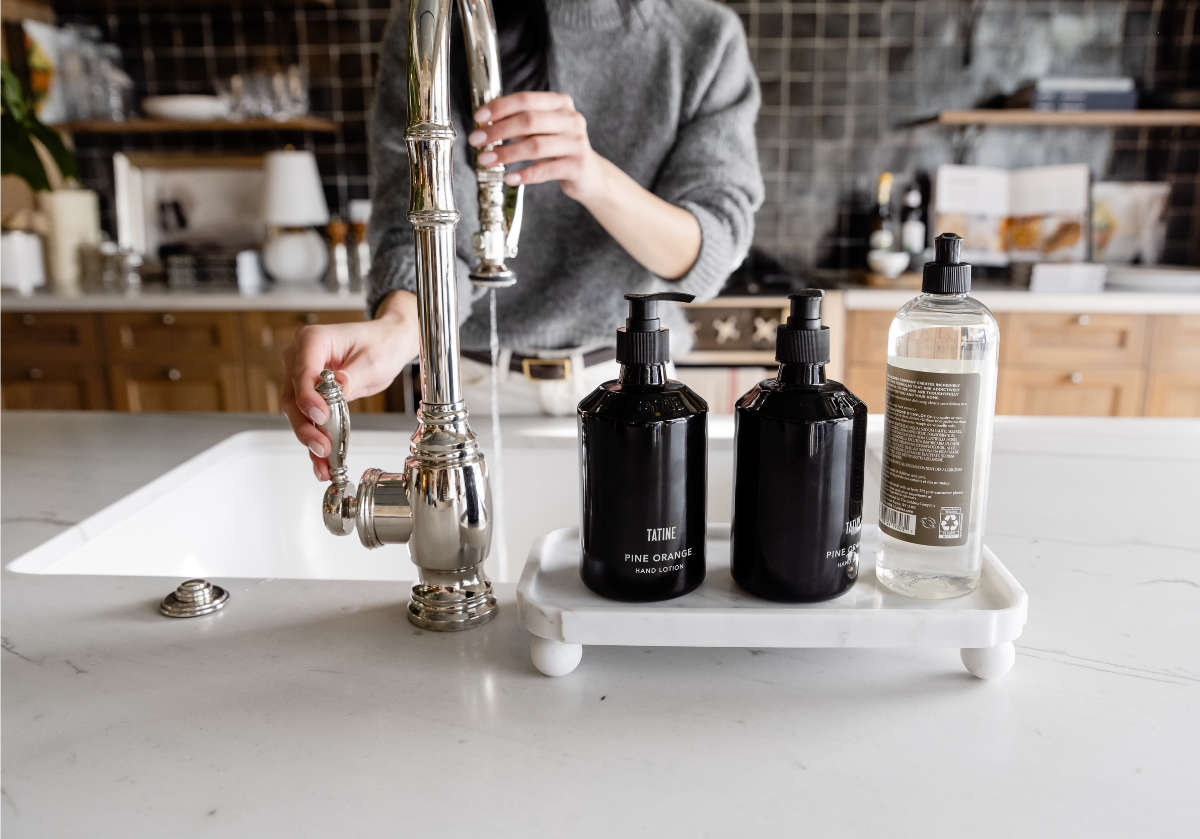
{"left": 933, "top": 164, "right": 1090, "bottom": 265}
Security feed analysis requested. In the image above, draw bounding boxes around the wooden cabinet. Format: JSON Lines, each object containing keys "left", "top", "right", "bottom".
{"left": 1002, "top": 312, "right": 1148, "bottom": 368}
{"left": 843, "top": 308, "right": 1171, "bottom": 417}
{"left": 105, "top": 311, "right": 242, "bottom": 361}
{"left": 1, "top": 312, "right": 101, "bottom": 363}
{"left": 998, "top": 368, "right": 1145, "bottom": 416}
{"left": 109, "top": 362, "right": 247, "bottom": 412}
{"left": 1, "top": 362, "right": 108, "bottom": 410}
{"left": 1145, "top": 315, "right": 1200, "bottom": 417}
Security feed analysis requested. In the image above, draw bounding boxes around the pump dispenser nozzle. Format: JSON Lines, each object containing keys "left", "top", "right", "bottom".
{"left": 776, "top": 289, "right": 830, "bottom": 364}
{"left": 617, "top": 291, "right": 694, "bottom": 365}
{"left": 922, "top": 232, "right": 971, "bottom": 294}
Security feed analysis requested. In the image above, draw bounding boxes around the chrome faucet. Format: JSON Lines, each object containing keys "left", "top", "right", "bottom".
{"left": 315, "top": 0, "right": 523, "bottom": 631}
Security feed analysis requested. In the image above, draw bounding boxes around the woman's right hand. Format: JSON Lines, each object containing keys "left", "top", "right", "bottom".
{"left": 282, "top": 290, "right": 420, "bottom": 481}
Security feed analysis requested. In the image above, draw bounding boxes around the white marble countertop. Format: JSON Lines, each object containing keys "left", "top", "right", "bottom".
{"left": 842, "top": 287, "right": 1200, "bottom": 313}
{"left": 0, "top": 287, "right": 367, "bottom": 312}
{"left": 4, "top": 285, "right": 1198, "bottom": 314}
{"left": 2, "top": 412, "right": 1199, "bottom": 837}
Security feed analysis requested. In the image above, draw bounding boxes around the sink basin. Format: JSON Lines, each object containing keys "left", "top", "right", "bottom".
{"left": 8, "top": 424, "right": 737, "bottom": 583}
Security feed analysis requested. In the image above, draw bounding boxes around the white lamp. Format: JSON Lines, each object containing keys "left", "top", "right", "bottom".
{"left": 260, "top": 149, "right": 330, "bottom": 285}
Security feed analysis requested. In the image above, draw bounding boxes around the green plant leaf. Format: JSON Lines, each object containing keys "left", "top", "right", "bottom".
{"left": 28, "top": 119, "right": 77, "bottom": 182}
{"left": 1, "top": 60, "right": 29, "bottom": 123}
{"left": 1, "top": 112, "right": 51, "bottom": 190}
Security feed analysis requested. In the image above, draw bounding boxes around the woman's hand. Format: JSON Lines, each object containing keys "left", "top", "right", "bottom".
{"left": 469, "top": 92, "right": 607, "bottom": 204}
{"left": 282, "top": 291, "right": 420, "bottom": 481}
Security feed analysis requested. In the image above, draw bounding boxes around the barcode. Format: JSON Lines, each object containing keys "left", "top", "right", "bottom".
{"left": 880, "top": 503, "right": 916, "bottom": 535}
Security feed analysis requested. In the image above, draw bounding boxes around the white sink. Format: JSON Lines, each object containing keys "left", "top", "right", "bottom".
{"left": 8, "top": 424, "right": 737, "bottom": 583}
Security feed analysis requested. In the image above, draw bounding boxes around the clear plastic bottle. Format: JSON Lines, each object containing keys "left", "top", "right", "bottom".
{"left": 876, "top": 233, "right": 999, "bottom": 599}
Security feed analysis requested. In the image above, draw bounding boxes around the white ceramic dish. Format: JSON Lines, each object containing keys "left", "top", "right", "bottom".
{"left": 142, "top": 95, "right": 230, "bottom": 121}
{"left": 517, "top": 524, "right": 1028, "bottom": 679}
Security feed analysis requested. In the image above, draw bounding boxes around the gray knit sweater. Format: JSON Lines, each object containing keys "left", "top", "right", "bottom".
{"left": 368, "top": 0, "right": 763, "bottom": 352}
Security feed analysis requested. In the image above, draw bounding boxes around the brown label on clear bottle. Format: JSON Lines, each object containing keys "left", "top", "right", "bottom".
{"left": 879, "top": 365, "right": 980, "bottom": 547}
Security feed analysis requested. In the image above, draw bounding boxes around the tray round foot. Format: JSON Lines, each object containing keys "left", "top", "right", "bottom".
{"left": 530, "top": 636, "right": 582, "bottom": 677}
{"left": 961, "top": 642, "right": 1015, "bottom": 679}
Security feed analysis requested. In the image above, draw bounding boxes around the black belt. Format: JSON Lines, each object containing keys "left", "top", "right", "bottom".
{"left": 462, "top": 347, "right": 615, "bottom": 381}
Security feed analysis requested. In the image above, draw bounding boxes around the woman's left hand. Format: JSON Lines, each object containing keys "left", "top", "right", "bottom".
{"left": 469, "top": 92, "right": 607, "bottom": 204}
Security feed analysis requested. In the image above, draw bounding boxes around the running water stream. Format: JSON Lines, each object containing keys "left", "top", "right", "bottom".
{"left": 487, "top": 290, "right": 507, "bottom": 572}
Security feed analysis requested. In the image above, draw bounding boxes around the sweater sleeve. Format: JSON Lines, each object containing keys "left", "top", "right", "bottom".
{"left": 649, "top": 11, "right": 764, "bottom": 300}
{"left": 367, "top": 11, "right": 475, "bottom": 324}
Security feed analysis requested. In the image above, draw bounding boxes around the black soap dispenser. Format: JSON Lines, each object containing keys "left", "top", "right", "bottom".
{"left": 578, "top": 292, "right": 708, "bottom": 601}
{"left": 730, "top": 290, "right": 868, "bottom": 602}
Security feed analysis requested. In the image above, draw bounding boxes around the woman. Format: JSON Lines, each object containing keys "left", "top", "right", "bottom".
{"left": 285, "top": 0, "right": 763, "bottom": 480}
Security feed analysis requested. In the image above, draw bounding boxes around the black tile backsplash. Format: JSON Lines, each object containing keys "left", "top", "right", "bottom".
{"left": 55, "top": 0, "right": 1200, "bottom": 269}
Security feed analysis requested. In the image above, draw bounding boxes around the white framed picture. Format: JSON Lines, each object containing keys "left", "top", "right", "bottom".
{"left": 114, "top": 152, "right": 267, "bottom": 259}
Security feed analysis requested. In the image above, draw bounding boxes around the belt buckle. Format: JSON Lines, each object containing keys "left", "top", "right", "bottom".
{"left": 520, "top": 357, "right": 572, "bottom": 381}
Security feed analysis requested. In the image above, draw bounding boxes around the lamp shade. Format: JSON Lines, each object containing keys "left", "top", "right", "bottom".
{"left": 262, "top": 149, "right": 330, "bottom": 226}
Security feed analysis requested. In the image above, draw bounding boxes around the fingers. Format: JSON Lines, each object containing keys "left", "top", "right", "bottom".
{"left": 505, "top": 157, "right": 580, "bottom": 187}
{"left": 477, "top": 134, "right": 579, "bottom": 167}
{"left": 281, "top": 373, "right": 331, "bottom": 466}
{"left": 474, "top": 91, "right": 574, "bottom": 124}
{"left": 286, "top": 325, "right": 339, "bottom": 426}
{"left": 468, "top": 109, "right": 584, "bottom": 149}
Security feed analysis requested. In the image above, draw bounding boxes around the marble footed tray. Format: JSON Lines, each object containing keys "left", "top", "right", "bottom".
{"left": 516, "top": 524, "right": 1028, "bottom": 679}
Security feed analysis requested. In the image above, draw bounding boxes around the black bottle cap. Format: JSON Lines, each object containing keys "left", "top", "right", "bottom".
{"left": 922, "top": 232, "right": 972, "bottom": 294}
{"left": 616, "top": 291, "right": 695, "bottom": 365}
{"left": 775, "top": 289, "right": 830, "bottom": 364}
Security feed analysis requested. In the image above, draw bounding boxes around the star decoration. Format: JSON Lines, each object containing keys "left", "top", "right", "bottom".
{"left": 712, "top": 315, "right": 742, "bottom": 345}
{"left": 752, "top": 316, "right": 778, "bottom": 344}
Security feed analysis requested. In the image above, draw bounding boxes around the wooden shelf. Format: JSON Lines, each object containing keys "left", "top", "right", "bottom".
{"left": 54, "top": 117, "right": 337, "bottom": 134}
{"left": 936, "top": 109, "right": 1200, "bottom": 127}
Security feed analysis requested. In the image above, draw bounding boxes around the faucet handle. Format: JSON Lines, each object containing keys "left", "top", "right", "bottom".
{"left": 504, "top": 183, "right": 524, "bottom": 259}
{"left": 315, "top": 370, "right": 356, "bottom": 536}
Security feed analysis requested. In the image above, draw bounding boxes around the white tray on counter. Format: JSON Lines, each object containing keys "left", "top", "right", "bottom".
{"left": 516, "top": 524, "right": 1028, "bottom": 678}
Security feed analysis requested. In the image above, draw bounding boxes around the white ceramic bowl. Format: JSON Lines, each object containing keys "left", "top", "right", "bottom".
{"left": 142, "top": 95, "right": 230, "bottom": 121}
{"left": 867, "top": 249, "right": 910, "bottom": 278}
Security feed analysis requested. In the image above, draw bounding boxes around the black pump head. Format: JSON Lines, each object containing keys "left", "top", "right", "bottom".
{"left": 776, "top": 289, "right": 830, "bottom": 364}
{"left": 617, "top": 291, "right": 695, "bottom": 365}
{"left": 922, "top": 232, "right": 972, "bottom": 294}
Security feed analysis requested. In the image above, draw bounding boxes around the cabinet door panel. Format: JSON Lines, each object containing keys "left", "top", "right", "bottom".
{"left": 105, "top": 312, "right": 242, "bottom": 361}
{"left": 1003, "top": 313, "right": 1147, "bottom": 367}
{"left": 245, "top": 364, "right": 386, "bottom": 414}
{"left": 2, "top": 313, "right": 101, "bottom": 363}
{"left": 243, "top": 311, "right": 367, "bottom": 362}
{"left": 1145, "top": 371, "right": 1200, "bottom": 417}
{"left": 1149, "top": 315, "right": 1200, "bottom": 371}
{"left": 1, "top": 363, "right": 109, "bottom": 410}
{"left": 845, "top": 310, "right": 893, "bottom": 363}
{"left": 845, "top": 363, "right": 887, "bottom": 413}
{"left": 999, "top": 368, "right": 1144, "bottom": 416}
{"left": 110, "top": 362, "right": 247, "bottom": 412}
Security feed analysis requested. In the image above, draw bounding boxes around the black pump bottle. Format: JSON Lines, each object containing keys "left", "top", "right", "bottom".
{"left": 578, "top": 292, "right": 708, "bottom": 601}
{"left": 730, "top": 290, "right": 868, "bottom": 602}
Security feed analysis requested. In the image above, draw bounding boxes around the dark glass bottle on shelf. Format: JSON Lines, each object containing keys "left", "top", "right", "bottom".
{"left": 578, "top": 292, "right": 708, "bottom": 602}
{"left": 731, "top": 290, "right": 868, "bottom": 602}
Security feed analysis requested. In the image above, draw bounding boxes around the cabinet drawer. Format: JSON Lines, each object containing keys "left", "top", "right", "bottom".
{"left": 104, "top": 312, "right": 242, "bottom": 361}
{"left": 243, "top": 310, "right": 367, "bottom": 361}
{"left": 1149, "top": 315, "right": 1200, "bottom": 371}
{"left": 1, "top": 312, "right": 101, "bottom": 363}
{"left": 845, "top": 310, "right": 893, "bottom": 363}
{"left": 1145, "top": 370, "right": 1200, "bottom": 417}
{"left": 245, "top": 364, "right": 386, "bottom": 414}
{"left": 2, "top": 362, "right": 109, "bottom": 410}
{"left": 998, "top": 367, "right": 1144, "bottom": 416}
{"left": 1002, "top": 312, "right": 1148, "bottom": 368}
{"left": 110, "top": 362, "right": 247, "bottom": 412}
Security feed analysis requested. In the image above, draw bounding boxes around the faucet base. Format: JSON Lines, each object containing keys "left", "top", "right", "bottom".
{"left": 407, "top": 575, "right": 498, "bottom": 632}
